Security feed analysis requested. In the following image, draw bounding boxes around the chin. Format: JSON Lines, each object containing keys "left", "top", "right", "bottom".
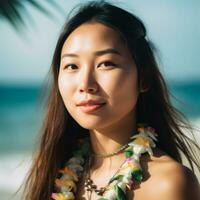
{"left": 77, "top": 121, "right": 102, "bottom": 130}
{"left": 74, "top": 117, "right": 106, "bottom": 130}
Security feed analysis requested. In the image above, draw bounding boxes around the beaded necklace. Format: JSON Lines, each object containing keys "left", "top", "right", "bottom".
{"left": 51, "top": 123, "right": 158, "bottom": 200}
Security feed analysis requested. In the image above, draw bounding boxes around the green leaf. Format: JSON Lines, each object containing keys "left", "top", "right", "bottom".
{"left": 131, "top": 170, "right": 143, "bottom": 182}
{"left": 98, "top": 198, "right": 108, "bottom": 200}
{"left": 125, "top": 150, "right": 133, "bottom": 158}
{"left": 0, "top": 0, "right": 61, "bottom": 32}
{"left": 115, "top": 185, "right": 126, "bottom": 200}
{"left": 109, "top": 175, "right": 123, "bottom": 184}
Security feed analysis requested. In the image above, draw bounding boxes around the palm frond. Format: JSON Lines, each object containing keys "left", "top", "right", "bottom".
{"left": 0, "top": 0, "right": 63, "bottom": 32}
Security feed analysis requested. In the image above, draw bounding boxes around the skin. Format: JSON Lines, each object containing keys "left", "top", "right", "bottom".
{"left": 58, "top": 22, "right": 200, "bottom": 200}
{"left": 59, "top": 22, "right": 139, "bottom": 157}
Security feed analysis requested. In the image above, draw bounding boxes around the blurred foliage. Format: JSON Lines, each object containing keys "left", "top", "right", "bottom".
{"left": 0, "top": 0, "right": 63, "bottom": 31}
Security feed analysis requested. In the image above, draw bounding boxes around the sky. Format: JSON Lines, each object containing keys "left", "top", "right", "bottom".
{"left": 0, "top": 0, "right": 199, "bottom": 85}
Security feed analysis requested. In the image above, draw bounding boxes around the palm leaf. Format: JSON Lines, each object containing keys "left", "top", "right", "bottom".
{"left": 115, "top": 185, "right": 126, "bottom": 200}
{"left": 0, "top": 0, "right": 63, "bottom": 32}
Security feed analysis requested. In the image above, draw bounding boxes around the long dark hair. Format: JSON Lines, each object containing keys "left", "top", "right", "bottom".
{"left": 22, "top": 1, "right": 200, "bottom": 199}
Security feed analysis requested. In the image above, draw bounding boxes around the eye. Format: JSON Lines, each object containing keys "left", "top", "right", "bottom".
{"left": 99, "top": 61, "right": 117, "bottom": 68}
{"left": 64, "top": 64, "right": 78, "bottom": 70}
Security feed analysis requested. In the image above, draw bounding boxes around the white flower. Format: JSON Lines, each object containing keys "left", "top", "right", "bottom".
{"left": 61, "top": 186, "right": 71, "bottom": 193}
{"left": 146, "top": 147, "right": 153, "bottom": 156}
{"left": 121, "top": 169, "right": 132, "bottom": 180}
{"left": 122, "top": 176, "right": 129, "bottom": 184}
{"left": 109, "top": 180, "right": 118, "bottom": 187}
{"left": 67, "top": 163, "right": 84, "bottom": 173}
{"left": 131, "top": 133, "right": 156, "bottom": 146}
{"left": 133, "top": 143, "right": 153, "bottom": 157}
{"left": 129, "top": 143, "right": 146, "bottom": 156}
{"left": 128, "top": 132, "right": 156, "bottom": 157}
{"left": 146, "top": 130, "right": 158, "bottom": 141}
{"left": 67, "top": 156, "right": 84, "bottom": 165}
{"left": 61, "top": 174, "right": 74, "bottom": 181}
{"left": 118, "top": 181, "right": 127, "bottom": 191}
{"left": 62, "top": 191, "right": 75, "bottom": 199}
{"left": 103, "top": 189, "right": 117, "bottom": 200}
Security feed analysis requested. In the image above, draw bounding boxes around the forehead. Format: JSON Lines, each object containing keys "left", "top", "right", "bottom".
{"left": 61, "top": 22, "right": 126, "bottom": 55}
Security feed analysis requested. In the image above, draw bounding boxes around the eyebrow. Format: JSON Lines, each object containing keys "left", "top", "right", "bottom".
{"left": 61, "top": 48, "right": 122, "bottom": 59}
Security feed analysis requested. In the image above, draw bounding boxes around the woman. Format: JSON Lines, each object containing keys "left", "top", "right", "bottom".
{"left": 23, "top": 1, "right": 200, "bottom": 199}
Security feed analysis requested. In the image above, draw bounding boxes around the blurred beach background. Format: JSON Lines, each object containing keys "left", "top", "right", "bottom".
{"left": 0, "top": 0, "right": 200, "bottom": 199}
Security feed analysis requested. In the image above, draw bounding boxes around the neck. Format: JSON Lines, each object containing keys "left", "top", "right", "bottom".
{"left": 89, "top": 111, "right": 137, "bottom": 165}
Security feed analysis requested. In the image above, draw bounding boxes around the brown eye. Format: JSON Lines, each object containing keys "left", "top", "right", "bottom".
{"left": 64, "top": 64, "right": 78, "bottom": 70}
{"left": 99, "top": 61, "right": 117, "bottom": 68}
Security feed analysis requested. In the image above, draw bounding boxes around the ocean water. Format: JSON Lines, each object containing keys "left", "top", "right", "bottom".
{"left": 0, "top": 81, "right": 200, "bottom": 199}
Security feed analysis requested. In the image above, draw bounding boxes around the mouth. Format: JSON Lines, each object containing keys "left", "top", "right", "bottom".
{"left": 78, "top": 103, "right": 106, "bottom": 113}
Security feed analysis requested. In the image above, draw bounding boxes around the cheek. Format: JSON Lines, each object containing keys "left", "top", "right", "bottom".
{"left": 105, "top": 69, "right": 139, "bottom": 107}
{"left": 93, "top": 69, "right": 138, "bottom": 130}
{"left": 58, "top": 74, "right": 67, "bottom": 97}
{"left": 58, "top": 74, "right": 75, "bottom": 108}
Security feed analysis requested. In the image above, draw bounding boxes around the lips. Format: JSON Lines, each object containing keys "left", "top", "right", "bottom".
{"left": 76, "top": 99, "right": 106, "bottom": 113}
{"left": 77, "top": 102, "right": 106, "bottom": 113}
{"left": 77, "top": 99, "right": 106, "bottom": 106}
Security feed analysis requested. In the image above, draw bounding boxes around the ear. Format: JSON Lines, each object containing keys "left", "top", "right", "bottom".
{"left": 139, "top": 79, "right": 149, "bottom": 93}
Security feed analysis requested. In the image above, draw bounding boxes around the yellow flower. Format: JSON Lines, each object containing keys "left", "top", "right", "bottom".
{"left": 55, "top": 179, "right": 77, "bottom": 192}
{"left": 134, "top": 137, "right": 150, "bottom": 147}
{"left": 127, "top": 162, "right": 140, "bottom": 171}
{"left": 59, "top": 167, "right": 78, "bottom": 181}
{"left": 137, "top": 127, "right": 145, "bottom": 132}
{"left": 51, "top": 192, "right": 75, "bottom": 200}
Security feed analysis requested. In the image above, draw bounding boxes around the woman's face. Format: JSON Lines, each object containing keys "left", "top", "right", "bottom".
{"left": 58, "top": 22, "right": 139, "bottom": 130}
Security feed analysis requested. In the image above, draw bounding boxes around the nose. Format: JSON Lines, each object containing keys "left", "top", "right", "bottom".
{"left": 78, "top": 67, "right": 99, "bottom": 94}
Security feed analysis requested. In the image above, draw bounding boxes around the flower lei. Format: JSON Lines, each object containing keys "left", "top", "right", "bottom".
{"left": 51, "top": 124, "right": 158, "bottom": 200}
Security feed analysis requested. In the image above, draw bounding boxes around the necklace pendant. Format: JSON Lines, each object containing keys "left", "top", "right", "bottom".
{"left": 84, "top": 177, "right": 106, "bottom": 196}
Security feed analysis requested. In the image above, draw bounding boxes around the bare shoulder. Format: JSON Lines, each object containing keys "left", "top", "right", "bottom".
{"left": 152, "top": 159, "right": 200, "bottom": 200}
{"left": 133, "top": 148, "right": 200, "bottom": 200}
